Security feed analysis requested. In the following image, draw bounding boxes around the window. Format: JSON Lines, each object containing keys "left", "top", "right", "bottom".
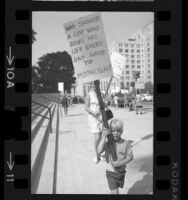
{"left": 126, "top": 71, "right": 129, "bottom": 74}
{"left": 131, "top": 65, "right": 135, "bottom": 68}
{"left": 148, "top": 59, "right": 150, "bottom": 62}
{"left": 125, "top": 54, "right": 129, "bottom": 58}
{"left": 119, "top": 43, "right": 123, "bottom": 47}
{"left": 148, "top": 48, "right": 150, "bottom": 52}
{"left": 131, "top": 60, "right": 135, "bottom": 63}
{"left": 126, "top": 65, "right": 129, "bottom": 69}
{"left": 137, "top": 65, "right": 141, "bottom": 69}
{"left": 131, "top": 49, "right": 134, "bottom": 53}
{"left": 131, "top": 44, "right": 134, "bottom": 48}
{"left": 137, "top": 60, "right": 140, "bottom": 64}
{"left": 125, "top": 44, "right": 129, "bottom": 47}
{"left": 126, "top": 59, "right": 129, "bottom": 63}
{"left": 137, "top": 44, "right": 140, "bottom": 48}
{"left": 148, "top": 64, "right": 150, "bottom": 67}
{"left": 125, "top": 49, "right": 129, "bottom": 53}
{"left": 131, "top": 55, "right": 134, "bottom": 58}
{"left": 119, "top": 48, "right": 123, "bottom": 53}
{"left": 137, "top": 55, "right": 140, "bottom": 58}
{"left": 148, "top": 70, "right": 150, "bottom": 73}
{"left": 137, "top": 49, "right": 140, "bottom": 53}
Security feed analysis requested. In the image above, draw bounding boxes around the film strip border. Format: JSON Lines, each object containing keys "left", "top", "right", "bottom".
{"left": 4, "top": 0, "right": 181, "bottom": 199}
{"left": 4, "top": 0, "right": 31, "bottom": 195}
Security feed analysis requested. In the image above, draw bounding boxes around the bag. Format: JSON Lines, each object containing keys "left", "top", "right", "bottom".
{"left": 105, "top": 106, "right": 113, "bottom": 120}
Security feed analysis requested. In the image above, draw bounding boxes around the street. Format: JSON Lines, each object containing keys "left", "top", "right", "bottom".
{"left": 54, "top": 103, "right": 153, "bottom": 194}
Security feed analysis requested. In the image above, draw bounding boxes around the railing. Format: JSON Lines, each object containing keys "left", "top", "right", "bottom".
{"left": 32, "top": 101, "right": 52, "bottom": 133}
{"left": 39, "top": 94, "right": 60, "bottom": 104}
{"left": 45, "top": 94, "right": 61, "bottom": 104}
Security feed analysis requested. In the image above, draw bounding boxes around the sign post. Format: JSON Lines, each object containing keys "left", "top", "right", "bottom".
{"left": 64, "top": 12, "right": 117, "bottom": 161}
{"left": 94, "top": 80, "right": 117, "bottom": 162}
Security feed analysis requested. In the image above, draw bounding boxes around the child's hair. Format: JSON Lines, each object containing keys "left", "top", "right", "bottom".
{"left": 109, "top": 119, "right": 123, "bottom": 132}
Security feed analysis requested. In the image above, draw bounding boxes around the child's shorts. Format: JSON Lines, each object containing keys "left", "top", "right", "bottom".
{"left": 106, "top": 170, "right": 126, "bottom": 190}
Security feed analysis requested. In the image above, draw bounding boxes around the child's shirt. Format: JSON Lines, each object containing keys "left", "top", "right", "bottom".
{"left": 104, "top": 139, "right": 133, "bottom": 173}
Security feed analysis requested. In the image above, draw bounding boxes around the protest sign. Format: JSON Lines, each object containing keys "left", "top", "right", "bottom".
{"left": 104, "top": 52, "right": 126, "bottom": 96}
{"left": 64, "top": 12, "right": 113, "bottom": 84}
{"left": 58, "top": 82, "right": 64, "bottom": 92}
{"left": 111, "top": 52, "right": 126, "bottom": 80}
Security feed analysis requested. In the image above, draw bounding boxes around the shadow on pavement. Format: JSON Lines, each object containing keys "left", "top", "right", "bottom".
{"left": 127, "top": 155, "right": 153, "bottom": 194}
{"left": 131, "top": 134, "right": 153, "bottom": 147}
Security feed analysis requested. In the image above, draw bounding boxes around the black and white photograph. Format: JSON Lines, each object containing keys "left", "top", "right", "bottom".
{"left": 32, "top": 11, "right": 154, "bottom": 194}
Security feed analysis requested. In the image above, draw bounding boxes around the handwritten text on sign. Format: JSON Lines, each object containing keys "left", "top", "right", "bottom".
{"left": 64, "top": 13, "right": 113, "bottom": 84}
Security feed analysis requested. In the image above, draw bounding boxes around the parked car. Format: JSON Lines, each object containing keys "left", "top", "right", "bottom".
{"left": 141, "top": 94, "right": 153, "bottom": 102}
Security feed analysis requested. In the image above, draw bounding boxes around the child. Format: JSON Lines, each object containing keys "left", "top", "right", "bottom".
{"left": 98, "top": 119, "right": 133, "bottom": 194}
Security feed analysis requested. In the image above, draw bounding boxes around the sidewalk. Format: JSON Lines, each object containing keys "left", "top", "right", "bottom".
{"left": 56, "top": 104, "right": 153, "bottom": 194}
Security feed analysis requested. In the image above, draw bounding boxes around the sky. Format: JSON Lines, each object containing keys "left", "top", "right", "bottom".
{"left": 32, "top": 12, "right": 153, "bottom": 65}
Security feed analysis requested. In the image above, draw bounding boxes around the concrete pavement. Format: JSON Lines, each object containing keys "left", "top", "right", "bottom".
{"left": 55, "top": 103, "right": 153, "bottom": 194}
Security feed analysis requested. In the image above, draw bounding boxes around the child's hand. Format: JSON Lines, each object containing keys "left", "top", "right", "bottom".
{"left": 103, "top": 128, "right": 111, "bottom": 137}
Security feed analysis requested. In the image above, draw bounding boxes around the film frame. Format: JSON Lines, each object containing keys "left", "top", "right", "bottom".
{"left": 3, "top": 0, "right": 182, "bottom": 199}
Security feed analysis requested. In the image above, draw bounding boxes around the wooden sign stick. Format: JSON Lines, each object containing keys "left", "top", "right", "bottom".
{"left": 94, "top": 80, "right": 117, "bottom": 161}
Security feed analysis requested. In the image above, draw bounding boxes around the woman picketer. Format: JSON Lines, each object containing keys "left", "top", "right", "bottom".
{"left": 85, "top": 82, "right": 104, "bottom": 163}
